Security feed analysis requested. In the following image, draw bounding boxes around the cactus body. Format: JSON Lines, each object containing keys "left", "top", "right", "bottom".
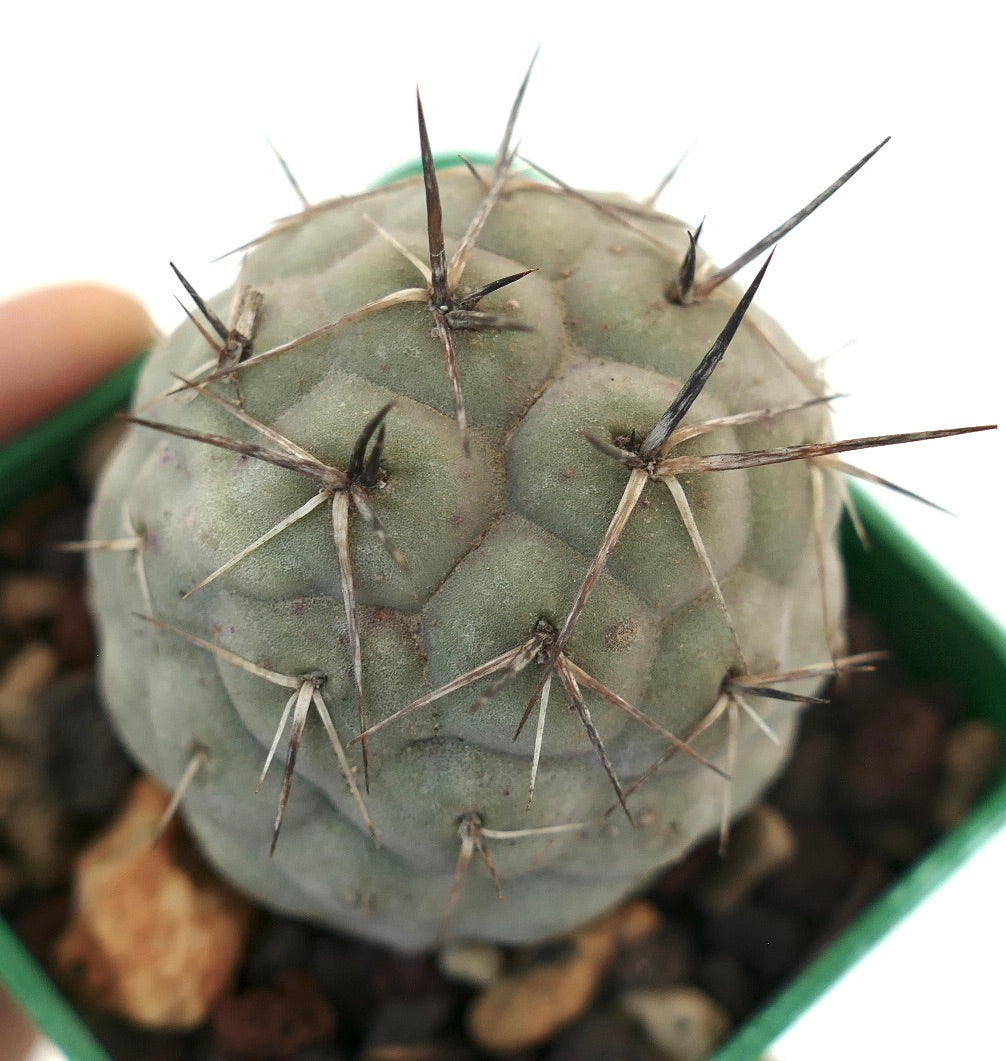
{"left": 88, "top": 140, "right": 848, "bottom": 950}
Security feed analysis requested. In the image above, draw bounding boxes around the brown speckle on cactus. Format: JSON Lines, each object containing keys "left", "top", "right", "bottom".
{"left": 85, "top": 60, "right": 995, "bottom": 950}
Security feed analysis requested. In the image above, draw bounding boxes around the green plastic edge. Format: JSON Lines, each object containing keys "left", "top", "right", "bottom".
{"left": 712, "top": 489, "right": 1006, "bottom": 1061}
{"left": 0, "top": 919, "right": 108, "bottom": 1061}
{"left": 0, "top": 360, "right": 146, "bottom": 1059}
{"left": 368, "top": 151, "right": 495, "bottom": 188}
{"left": 0, "top": 354, "right": 146, "bottom": 522}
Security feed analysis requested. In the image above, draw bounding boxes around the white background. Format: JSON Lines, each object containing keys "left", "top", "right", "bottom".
{"left": 2, "top": 3, "right": 1003, "bottom": 1057}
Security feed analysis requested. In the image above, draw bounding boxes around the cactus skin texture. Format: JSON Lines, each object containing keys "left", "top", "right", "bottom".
{"left": 87, "top": 85, "right": 872, "bottom": 951}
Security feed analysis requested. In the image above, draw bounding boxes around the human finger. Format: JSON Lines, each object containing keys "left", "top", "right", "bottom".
{"left": 0, "top": 283, "right": 153, "bottom": 442}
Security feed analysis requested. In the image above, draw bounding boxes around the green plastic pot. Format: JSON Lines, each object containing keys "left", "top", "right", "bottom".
{"left": 1, "top": 161, "right": 1004, "bottom": 1058}
{"left": 3, "top": 352, "right": 1005, "bottom": 1061}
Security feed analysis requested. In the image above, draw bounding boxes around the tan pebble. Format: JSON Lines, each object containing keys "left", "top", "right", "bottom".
{"left": 0, "top": 746, "right": 33, "bottom": 814}
{"left": 437, "top": 940, "right": 504, "bottom": 988}
{"left": 467, "top": 946, "right": 600, "bottom": 1052}
{"left": 54, "top": 776, "right": 253, "bottom": 1030}
{"left": 0, "top": 742, "right": 65, "bottom": 888}
{"left": 621, "top": 986, "right": 732, "bottom": 1061}
{"left": 0, "top": 642, "right": 59, "bottom": 741}
{"left": 935, "top": 721, "right": 1000, "bottom": 829}
{"left": 610, "top": 899, "right": 662, "bottom": 944}
{"left": 1, "top": 641, "right": 60, "bottom": 696}
{"left": 0, "top": 573, "right": 67, "bottom": 626}
{"left": 3, "top": 797, "right": 66, "bottom": 885}
{"left": 0, "top": 692, "right": 34, "bottom": 743}
{"left": 467, "top": 900, "right": 653, "bottom": 1052}
{"left": 697, "top": 804, "right": 796, "bottom": 914}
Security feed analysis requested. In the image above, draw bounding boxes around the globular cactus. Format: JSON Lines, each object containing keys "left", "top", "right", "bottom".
{"left": 86, "top": 65, "right": 988, "bottom": 951}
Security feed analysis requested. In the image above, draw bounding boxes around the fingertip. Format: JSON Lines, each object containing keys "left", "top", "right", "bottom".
{"left": 0, "top": 283, "right": 154, "bottom": 442}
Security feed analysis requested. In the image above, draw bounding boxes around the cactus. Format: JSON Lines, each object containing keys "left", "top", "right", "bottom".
{"left": 86, "top": 63, "right": 990, "bottom": 951}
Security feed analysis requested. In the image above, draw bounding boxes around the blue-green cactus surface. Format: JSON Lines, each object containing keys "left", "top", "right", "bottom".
{"left": 86, "top": 104, "right": 865, "bottom": 949}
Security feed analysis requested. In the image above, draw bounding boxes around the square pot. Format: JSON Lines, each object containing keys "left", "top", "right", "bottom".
{"left": 1, "top": 363, "right": 1004, "bottom": 1061}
